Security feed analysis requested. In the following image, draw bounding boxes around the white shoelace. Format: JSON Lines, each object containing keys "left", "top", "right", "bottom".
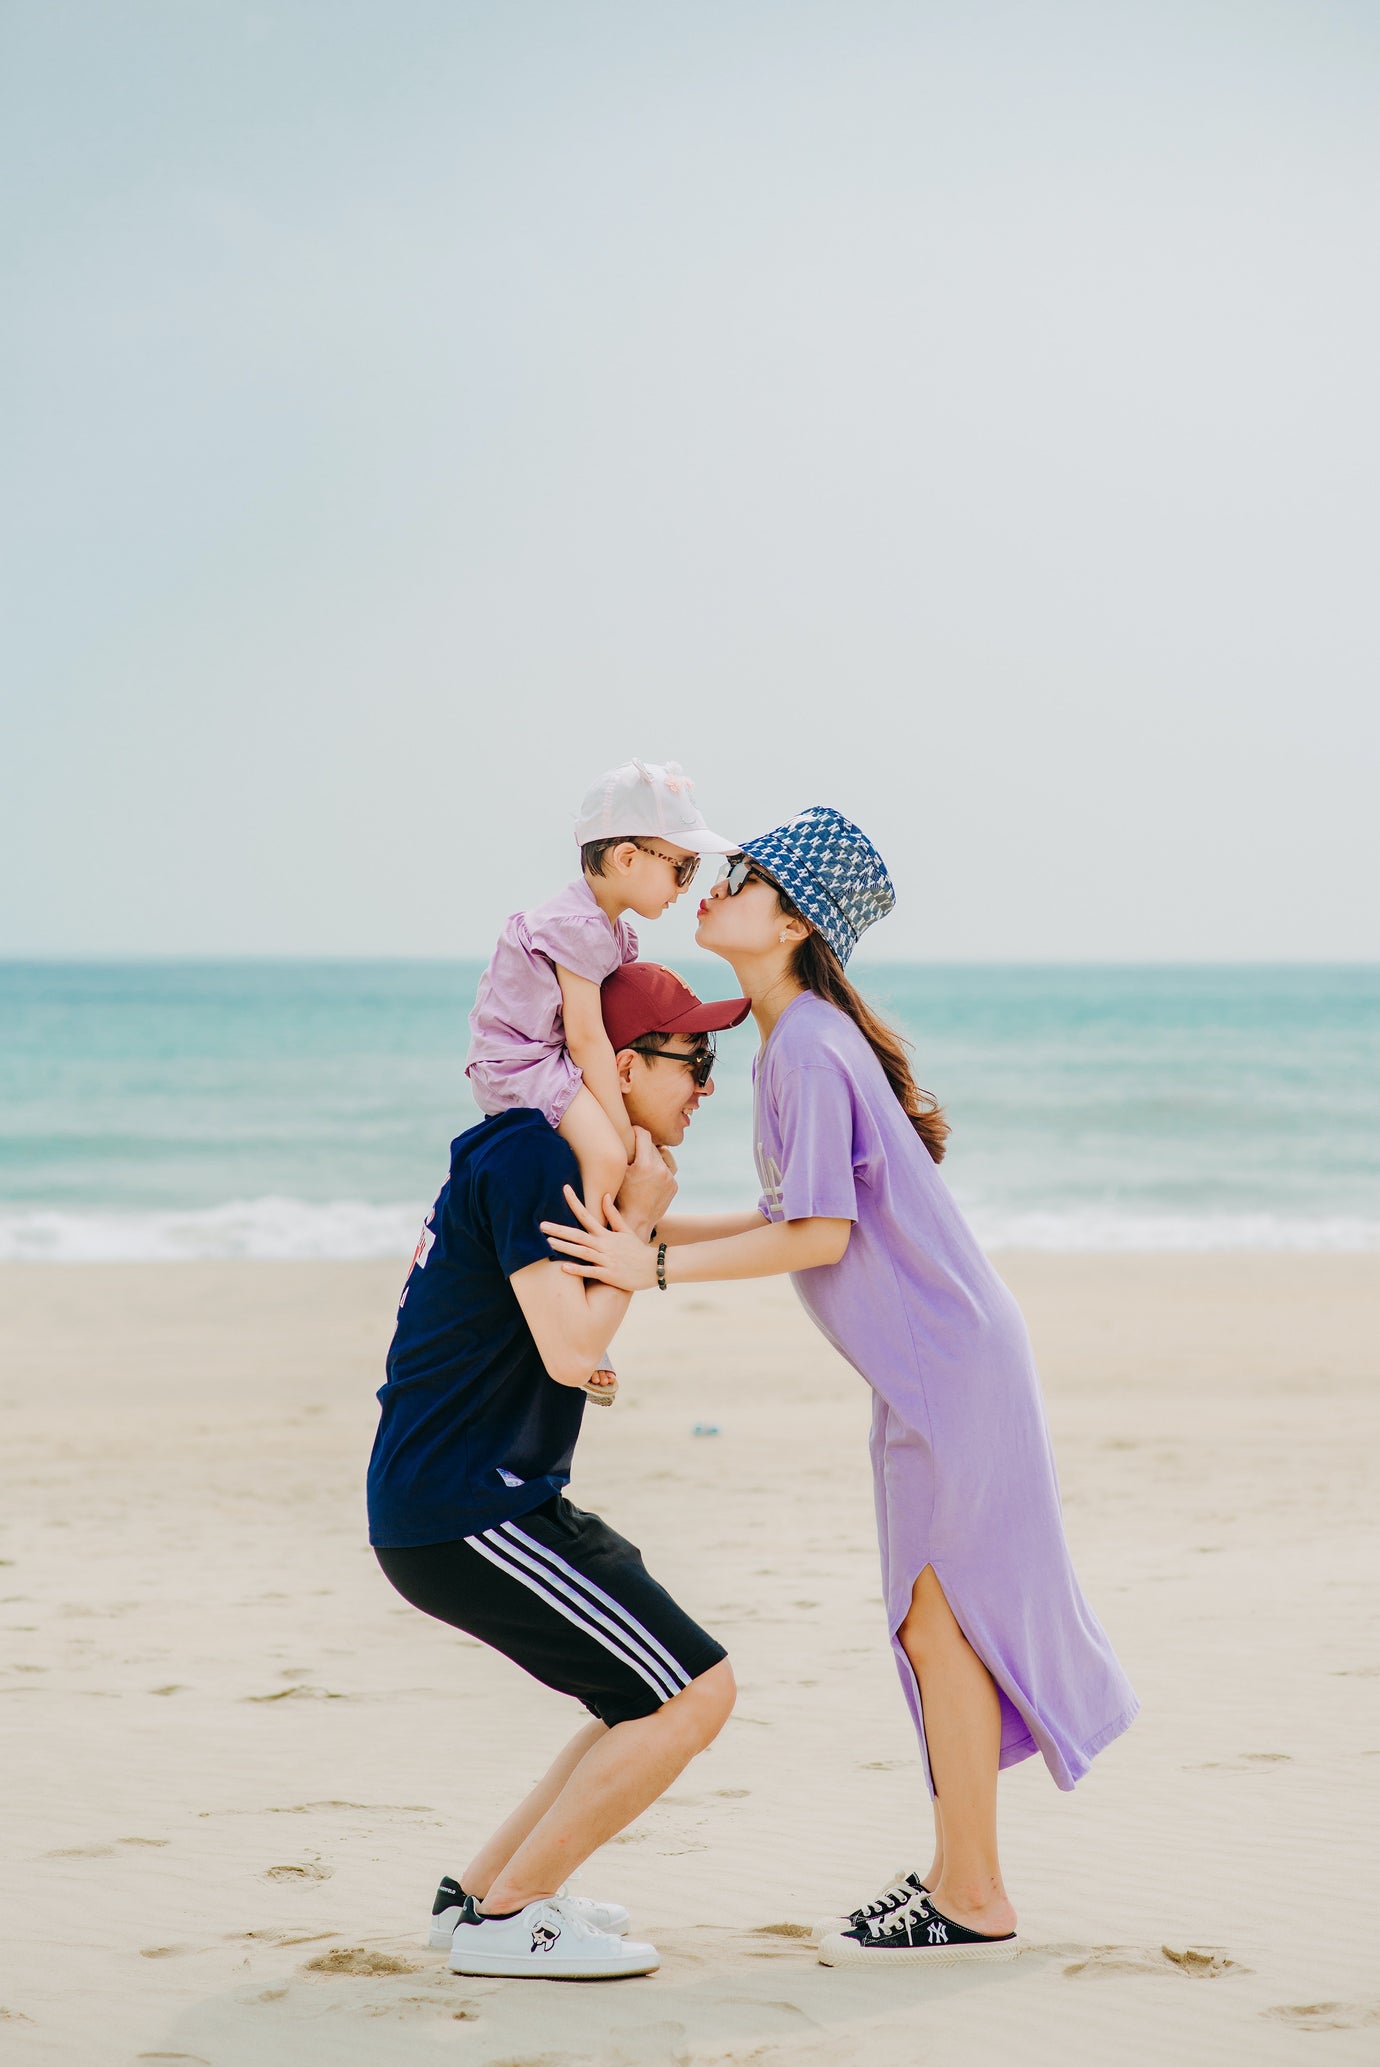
{"left": 858, "top": 1892, "right": 933, "bottom": 1942}
{"left": 852, "top": 1873, "right": 919, "bottom": 1923}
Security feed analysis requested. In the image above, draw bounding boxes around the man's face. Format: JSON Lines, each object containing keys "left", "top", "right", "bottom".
{"left": 617, "top": 1039, "right": 714, "bottom": 1146}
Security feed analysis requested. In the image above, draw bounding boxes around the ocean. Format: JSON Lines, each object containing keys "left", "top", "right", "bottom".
{"left": 2, "top": 960, "right": 1376, "bottom": 1260}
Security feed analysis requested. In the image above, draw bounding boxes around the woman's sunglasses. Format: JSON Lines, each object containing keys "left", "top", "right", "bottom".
{"left": 714, "top": 857, "right": 766, "bottom": 895}
{"left": 629, "top": 1038, "right": 716, "bottom": 1089}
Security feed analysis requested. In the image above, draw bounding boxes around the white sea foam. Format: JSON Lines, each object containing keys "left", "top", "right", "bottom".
{"left": 967, "top": 1208, "right": 1380, "bottom": 1253}
{"left": 0, "top": 1198, "right": 425, "bottom": 1263}
{"left": 1, "top": 1196, "right": 1377, "bottom": 1262}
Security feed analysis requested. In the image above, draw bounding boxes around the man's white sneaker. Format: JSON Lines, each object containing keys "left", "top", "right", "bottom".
{"left": 447, "top": 1895, "right": 658, "bottom": 1980}
{"left": 812, "top": 1866, "right": 927, "bottom": 1943}
{"left": 428, "top": 1874, "right": 630, "bottom": 1949}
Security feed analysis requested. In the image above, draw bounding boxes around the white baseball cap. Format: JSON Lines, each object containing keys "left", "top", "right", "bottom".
{"left": 574, "top": 759, "right": 737, "bottom": 855}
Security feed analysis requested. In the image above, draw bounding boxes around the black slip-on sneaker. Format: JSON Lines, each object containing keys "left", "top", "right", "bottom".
{"left": 818, "top": 1894, "right": 1019, "bottom": 1968}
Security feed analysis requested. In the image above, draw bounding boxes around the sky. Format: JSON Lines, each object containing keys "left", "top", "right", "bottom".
{"left": 3, "top": 0, "right": 1378, "bottom": 963}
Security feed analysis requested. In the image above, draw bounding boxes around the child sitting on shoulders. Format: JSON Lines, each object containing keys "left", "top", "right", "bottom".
{"left": 466, "top": 756, "right": 736, "bottom": 1222}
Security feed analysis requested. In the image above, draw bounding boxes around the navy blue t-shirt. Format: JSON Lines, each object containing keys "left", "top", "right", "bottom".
{"left": 366, "top": 1112, "right": 586, "bottom": 1548}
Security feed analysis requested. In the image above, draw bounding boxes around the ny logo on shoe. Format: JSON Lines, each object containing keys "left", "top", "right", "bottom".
{"left": 927, "top": 1919, "right": 948, "bottom": 1943}
{"left": 531, "top": 1923, "right": 560, "bottom": 1953}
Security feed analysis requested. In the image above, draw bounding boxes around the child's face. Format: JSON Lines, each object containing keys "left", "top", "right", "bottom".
{"left": 609, "top": 840, "right": 700, "bottom": 920}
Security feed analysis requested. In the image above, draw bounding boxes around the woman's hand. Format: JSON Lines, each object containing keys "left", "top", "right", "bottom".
{"left": 541, "top": 1189, "right": 660, "bottom": 1292}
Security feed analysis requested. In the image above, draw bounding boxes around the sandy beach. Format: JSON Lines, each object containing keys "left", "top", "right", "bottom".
{"left": 2, "top": 1252, "right": 1377, "bottom": 2065}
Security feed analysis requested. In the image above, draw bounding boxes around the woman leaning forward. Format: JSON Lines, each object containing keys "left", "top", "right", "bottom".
{"left": 543, "top": 805, "right": 1138, "bottom": 1968}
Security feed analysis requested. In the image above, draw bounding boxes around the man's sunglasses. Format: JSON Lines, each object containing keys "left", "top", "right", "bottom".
{"left": 714, "top": 856, "right": 767, "bottom": 895}
{"left": 629, "top": 1038, "right": 716, "bottom": 1089}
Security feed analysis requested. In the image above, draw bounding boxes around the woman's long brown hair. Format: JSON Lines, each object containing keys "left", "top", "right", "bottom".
{"left": 768, "top": 879, "right": 950, "bottom": 1164}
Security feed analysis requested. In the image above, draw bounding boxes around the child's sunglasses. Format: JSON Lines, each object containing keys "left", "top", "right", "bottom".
{"left": 635, "top": 841, "right": 700, "bottom": 890}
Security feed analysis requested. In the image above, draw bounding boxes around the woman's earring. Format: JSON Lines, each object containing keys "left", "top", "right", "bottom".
{"left": 779, "top": 932, "right": 788, "bottom": 943}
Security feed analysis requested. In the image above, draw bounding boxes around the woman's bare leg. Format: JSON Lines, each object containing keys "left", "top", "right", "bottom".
{"left": 922, "top": 1798, "right": 944, "bottom": 1890}
{"left": 897, "top": 1566, "right": 1016, "bottom": 1936}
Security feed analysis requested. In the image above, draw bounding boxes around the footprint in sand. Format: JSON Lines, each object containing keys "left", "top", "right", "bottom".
{"left": 1192, "top": 1752, "right": 1292, "bottom": 1771}
{"left": 228, "top": 1929, "right": 337, "bottom": 1946}
{"left": 1264, "top": 2002, "right": 1380, "bottom": 2032}
{"left": 244, "top": 1685, "right": 346, "bottom": 1703}
{"left": 140, "top": 1946, "right": 193, "bottom": 1960}
{"left": 264, "top": 1862, "right": 333, "bottom": 1881}
{"left": 1063, "top": 1945, "right": 1247, "bottom": 1979}
{"left": 302, "top": 1948, "right": 420, "bottom": 1977}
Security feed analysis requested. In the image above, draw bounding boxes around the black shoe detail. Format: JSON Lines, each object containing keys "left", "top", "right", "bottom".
{"left": 847, "top": 1871, "right": 927, "bottom": 1929}
{"left": 433, "top": 1875, "right": 466, "bottom": 1916}
{"left": 459, "top": 1894, "right": 521, "bottom": 1924}
{"left": 848, "top": 1897, "right": 1016, "bottom": 1950}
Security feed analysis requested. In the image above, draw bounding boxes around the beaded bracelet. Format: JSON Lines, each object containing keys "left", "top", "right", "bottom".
{"left": 655, "top": 1241, "right": 669, "bottom": 1291}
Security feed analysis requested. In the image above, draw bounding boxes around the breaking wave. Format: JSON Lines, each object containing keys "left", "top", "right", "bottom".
{"left": 2, "top": 1196, "right": 1377, "bottom": 1261}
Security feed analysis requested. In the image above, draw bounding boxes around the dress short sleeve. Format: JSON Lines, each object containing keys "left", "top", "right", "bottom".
{"left": 525, "top": 910, "right": 624, "bottom": 985}
{"left": 767, "top": 1066, "right": 861, "bottom": 1223}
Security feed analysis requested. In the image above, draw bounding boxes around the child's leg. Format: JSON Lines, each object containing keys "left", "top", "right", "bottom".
{"left": 556, "top": 1086, "right": 632, "bottom": 1226}
{"left": 556, "top": 1088, "right": 631, "bottom": 1404}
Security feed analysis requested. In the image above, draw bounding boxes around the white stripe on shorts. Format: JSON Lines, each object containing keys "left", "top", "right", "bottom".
{"left": 493, "top": 1521, "right": 694, "bottom": 1692}
{"left": 482, "top": 1522, "right": 689, "bottom": 1701}
{"left": 464, "top": 1534, "right": 679, "bottom": 1706}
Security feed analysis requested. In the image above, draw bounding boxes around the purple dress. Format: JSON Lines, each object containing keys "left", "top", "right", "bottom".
{"left": 467, "top": 879, "right": 638, "bottom": 1128}
{"left": 754, "top": 993, "right": 1138, "bottom": 1793}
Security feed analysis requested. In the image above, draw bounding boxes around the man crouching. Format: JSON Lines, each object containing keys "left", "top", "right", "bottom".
{"left": 367, "top": 961, "right": 749, "bottom": 1979}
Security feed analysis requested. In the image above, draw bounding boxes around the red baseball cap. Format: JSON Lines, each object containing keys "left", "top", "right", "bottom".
{"left": 600, "top": 962, "right": 751, "bottom": 1050}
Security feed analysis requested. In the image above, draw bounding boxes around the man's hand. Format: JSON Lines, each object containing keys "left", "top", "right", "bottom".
{"left": 612, "top": 1125, "right": 677, "bottom": 1237}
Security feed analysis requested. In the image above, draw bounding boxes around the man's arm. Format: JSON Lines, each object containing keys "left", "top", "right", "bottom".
{"left": 510, "top": 1262, "right": 633, "bottom": 1387}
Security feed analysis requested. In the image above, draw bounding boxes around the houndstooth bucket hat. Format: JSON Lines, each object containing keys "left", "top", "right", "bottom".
{"left": 740, "top": 805, "right": 895, "bottom": 964}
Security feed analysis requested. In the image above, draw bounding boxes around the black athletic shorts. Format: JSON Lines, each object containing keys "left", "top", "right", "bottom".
{"left": 375, "top": 1496, "right": 727, "bottom": 1729}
